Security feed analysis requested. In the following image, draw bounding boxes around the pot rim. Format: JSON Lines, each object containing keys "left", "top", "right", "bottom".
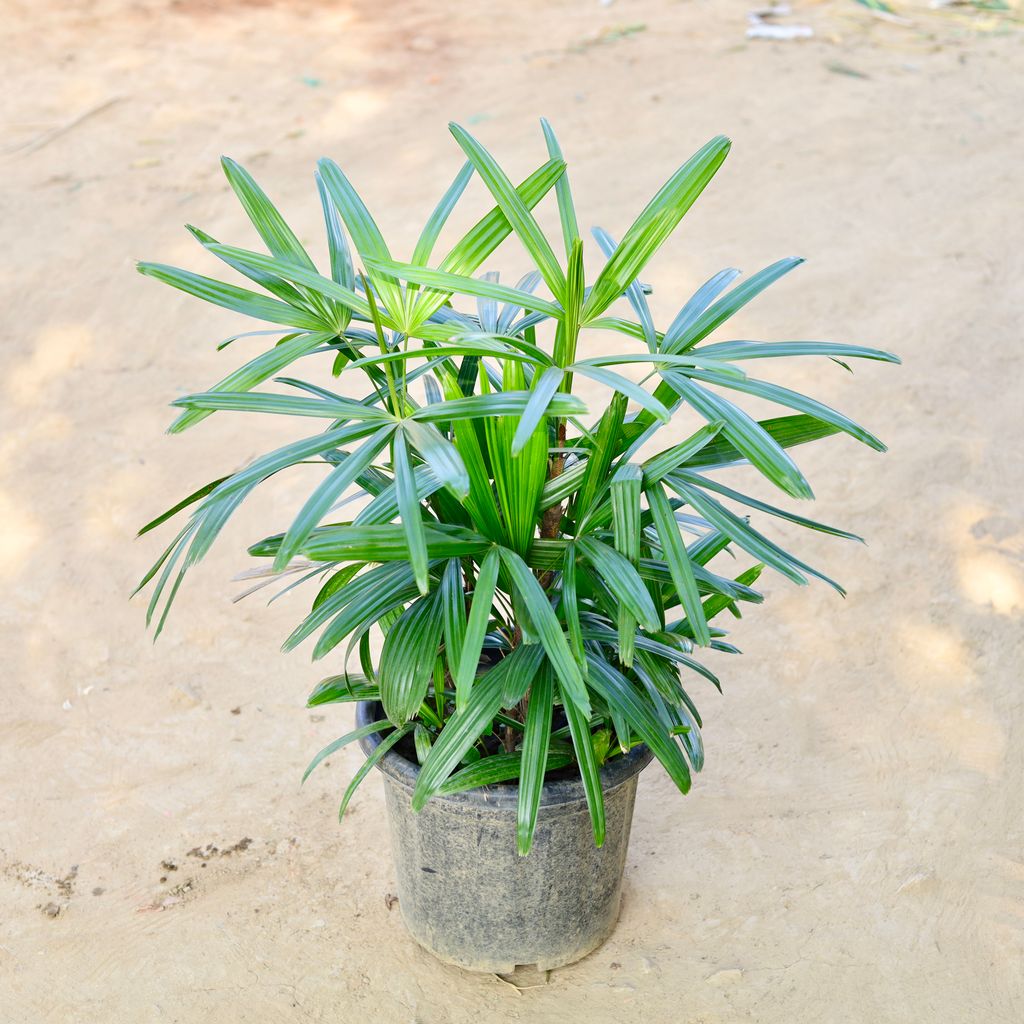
{"left": 355, "top": 699, "right": 653, "bottom": 810}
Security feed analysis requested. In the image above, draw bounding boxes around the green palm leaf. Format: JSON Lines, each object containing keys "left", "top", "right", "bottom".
{"left": 366, "top": 259, "right": 562, "bottom": 319}
{"left": 646, "top": 480, "right": 711, "bottom": 646}
{"left": 582, "top": 135, "right": 731, "bottom": 322}
{"left": 696, "top": 340, "right": 900, "bottom": 364}
{"left": 379, "top": 590, "right": 446, "bottom": 724}
{"left": 498, "top": 548, "right": 590, "bottom": 717}
{"left": 512, "top": 366, "right": 564, "bottom": 455}
{"left": 273, "top": 424, "right": 395, "bottom": 570}
{"left": 392, "top": 430, "right": 430, "bottom": 594}
{"left": 484, "top": 363, "right": 548, "bottom": 555}
{"left": 302, "top": 718, "right": 392, "bottom": 784}
{"left": 610, "top": 462, "right": 643, "bottom": 666}
{"left": 296, "top": 524, "right": 491, "bottom": 565}
{"left": 453, "top": 547, "right": 501, "bottom": 711}
{"left": 668, "top": 476, "right": 844, "bottom": 593}
{"left": 571, "top": 364, "right": 671, "bottom": 423}
{"left": 561, "top": 680, "right": 605, "bottom": 846}
{"left": 204, "top": 244, "right": 371, "bottom": 323}
{"left": 682, "top": 368, "right": 888, "bottom": 452}
{"left": 440, "top": 746, "right": 573, "bottom": 799}
{"left": 576, "top": 537, "right": 660, "bottom": 631}
{"left": 221, "top": 157, "right": 317, "bottom": 270}
{"left": 682, "top": 413, "right": 843, "bottom": 469}
{"left": 664, "top": 257, "right": 803, "bottom": 354}
{"left": 186, "top": 224, "right": 314, "bottom": 310}
{"left": 171, "top": 389, "right": 390, "bottom": 423}
{"left": 315, "top": 171, "right": 356, "bottom": 290}
{"left": 661, "top": 371, "right": 813, "bottom": 500}
{"left": 439, "top": 159, "right": 564, "bottom": 278}
{"left": 641, "top": 421, "right": 725, "bottom": 484}
{"left": 339, "top": 725, "right": 413, "bottom": 819}
{"left": 412, "top": 646, "right": 541, "bottom": 809}
{"left": 440, "top": 559, "right": 467, "bottom": 685}
{"left": 412, "top": 161, "right": 474, "bottom": 267}
{"left": 516, "top": 665, "right": 555, "bottom": 855}
{"left": 449, "top": 123, "right": 566, "bottom": 303}
{"left": 137, "top": 263, "right": 326, "bottom": 330}
{"left": 539, "top": 118, "right": 580, "bottom": 258}
{"left": 316, "top": 158, "right": 405, "bottom": 317}
{"left": 587, "top": 656, "right": 691, "bottom": 795}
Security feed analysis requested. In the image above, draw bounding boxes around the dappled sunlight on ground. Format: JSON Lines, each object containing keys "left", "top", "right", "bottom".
{"left": 321, "top": 87, "right": 391, "bottom": 137}
{"left": 894, "top": 619, "right": 971, "bottom": 693}
{"left": 948, "top": 499, "right": 1024, "bottom": 617}
{"left": 959, "top": 549, "right": 1024, "bottom": 617}
{"left": 8, "top": 324, "right": 93, "bottom": 405}
{"left": 0, "top": 488, "right": 42, "bottom": 578}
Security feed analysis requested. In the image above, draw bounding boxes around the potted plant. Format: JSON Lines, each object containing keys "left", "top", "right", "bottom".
{"left": 136, "top": 121, "right": 897, "bottom": 972}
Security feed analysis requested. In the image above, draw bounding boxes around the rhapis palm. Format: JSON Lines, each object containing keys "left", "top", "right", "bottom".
{"left": 136, "top": 121, "right": 897, "bottom": 854}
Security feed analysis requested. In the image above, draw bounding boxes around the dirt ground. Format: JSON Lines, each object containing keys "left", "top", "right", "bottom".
{"left": 1, "top": 0, "right": 1022, "bottom": 1020}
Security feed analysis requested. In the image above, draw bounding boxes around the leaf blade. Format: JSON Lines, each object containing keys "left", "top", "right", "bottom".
{"left": 582, "top": 135, "right": 731, "bottom": 322}
{"left": 221, "top": 157, "right": 316, "bottom": 269}
{"left": 273, "top": 424, "right": 395, "bottom": 570}
{"left": 454, "top": 547, "right": 501, "bottom": 712}
{"left": 646, "top": 480, "right": 711, "bottom": 646}
{"left": 412, "top": 161, "right": 475, "bottom": 267}
{"left": 498, "top": 548, "right": 590, "bottom": 717}
{"left": 539, "top": 118, "right": 580, "bottom": 258}
{"left": 517, "top": 666, "right": 554, "bottom": 855}
{"left": 449, "top": 123, "right": 566, "bottom": 303}
{"left": 136, "top": 263, "right": 325, "bottom": 330}
{"left": 379, "top": 591, "right": 446, "bottom": 725}
{"left": 392, "top": 430, "right": 430, "bottom": 594}
{"left": 561, "top": 681, "right": 605, "bottom": 847}
{"left": 511, "top": 366, "right": 564, "bottom": 456}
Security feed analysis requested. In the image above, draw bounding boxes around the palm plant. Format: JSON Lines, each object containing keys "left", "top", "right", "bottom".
{"left": 136, "top": 121, "right": 897, "bottom": 855}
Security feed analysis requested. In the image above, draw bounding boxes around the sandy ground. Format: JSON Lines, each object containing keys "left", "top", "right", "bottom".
{"left": 1, "top": 0, "right": 1022, "bottom": 1020}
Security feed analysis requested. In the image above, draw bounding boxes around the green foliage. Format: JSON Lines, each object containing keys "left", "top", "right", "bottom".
{"left": 136, "top": 121, "right": 898, "bottom": 854}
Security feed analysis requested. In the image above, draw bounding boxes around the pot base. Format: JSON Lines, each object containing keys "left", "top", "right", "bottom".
{"left": 398, "top": 898, "right": 618, "bottom": 974}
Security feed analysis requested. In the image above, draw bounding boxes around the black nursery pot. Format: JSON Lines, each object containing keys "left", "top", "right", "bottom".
{"left": 356, "top": 700, "right": 652, "bottom": 973}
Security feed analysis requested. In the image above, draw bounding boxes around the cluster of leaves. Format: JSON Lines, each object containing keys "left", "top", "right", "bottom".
{"left": 136, "top": 121, "right": 897, "bottom": 854}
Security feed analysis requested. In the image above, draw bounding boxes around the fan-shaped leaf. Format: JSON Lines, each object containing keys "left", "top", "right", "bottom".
{"left": 499, "top": 548, "right": 590, "bottom": 717}
{"left": 517, "top": 665, "right": 554, "bottom": 855}
{"left": 454, "top": 547, "right": 501, "bottom": 711}
{"left": 379, "top": 590, "right": 446, "bottom": 725}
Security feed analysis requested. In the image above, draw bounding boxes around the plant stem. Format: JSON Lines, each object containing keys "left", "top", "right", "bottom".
{"left": 360, "top": 272, "right": 402, "bottom": 415}
{"left": 537, "top": 421, "right": 567, "bottom": 593}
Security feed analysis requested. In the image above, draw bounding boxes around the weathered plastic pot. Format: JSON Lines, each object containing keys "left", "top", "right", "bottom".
{"left": 356, "top": 700, "right": 652, "bottom": 973}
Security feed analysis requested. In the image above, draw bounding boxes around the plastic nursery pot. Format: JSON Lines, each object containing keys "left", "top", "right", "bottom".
{"left": 356, "top": 700, "right": 653, "bottom": 973}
